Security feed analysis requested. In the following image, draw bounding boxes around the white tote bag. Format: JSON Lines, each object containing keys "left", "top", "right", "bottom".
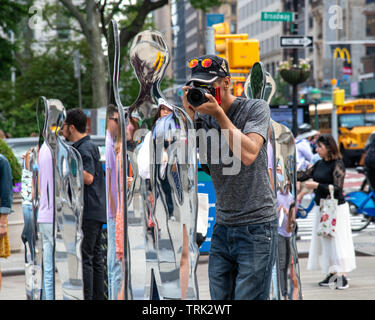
{"left": 317, "top": 185, "right": 338, "bottom": 238}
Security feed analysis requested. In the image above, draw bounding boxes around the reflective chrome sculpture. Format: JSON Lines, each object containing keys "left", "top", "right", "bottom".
{"left": 245, "top": 63, "right": 302, "bottom": 300}
{"left": 48, "top": 98, "right": 84, "bottom": 300}
{"left": 106, "top": 21, "right": 199, "bottom": 300}
{"left": 22, "top": 144, "right": 42, "bottom": 300}
{"left": 24, "top": 97, "right": 84, "bottom": 299}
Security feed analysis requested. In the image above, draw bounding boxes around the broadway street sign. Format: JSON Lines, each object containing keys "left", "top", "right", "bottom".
{"left": 261, "top": 12, "right": 294, "bottom": 22}
{"left": 280, "top": 36, "right": 313, "bottom": 48}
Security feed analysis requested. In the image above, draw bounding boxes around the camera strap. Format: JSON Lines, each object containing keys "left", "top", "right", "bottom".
{"left": 215, "top": 87, "right": 221, "bottom": 106}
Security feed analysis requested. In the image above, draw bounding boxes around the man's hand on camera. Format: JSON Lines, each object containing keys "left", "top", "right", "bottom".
{"left": 195, "top": 93, "right": 222, "bottom": 119}
{"left": 182, "top": 86, "right": 196, "bottom": 120}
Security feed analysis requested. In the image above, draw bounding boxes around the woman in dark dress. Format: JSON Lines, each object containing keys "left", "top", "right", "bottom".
{"left": 297, "top": 134, "right": 356, "bottom": 290}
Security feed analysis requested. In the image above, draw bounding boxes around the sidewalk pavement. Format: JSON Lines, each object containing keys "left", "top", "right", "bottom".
{"left": 4, "top": 229, "right": 374, "bottom": 276}
{"left": 1, "top": 230, "right": 375, "bottom": 300}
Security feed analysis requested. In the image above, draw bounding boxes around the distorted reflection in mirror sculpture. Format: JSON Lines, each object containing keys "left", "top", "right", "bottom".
{"left": 50, "top": 99, "right": 84, "bottom": 300}
{"left": 22, "top": 143, "right": 42, "bottom": 300}
{"left": 245, "top": 63, "right": 302, "bottom": 299}
{"left": 26, "top": 97, "right": 84, "bottom": 300}
{"left": 106, "top": 20, "right": 199, "bottom": 300}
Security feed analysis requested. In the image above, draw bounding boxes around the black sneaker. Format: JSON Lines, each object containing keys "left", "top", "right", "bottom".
{"left": 319, "top": 273, "right": 334, "bottom": 287}
{"left": 336, "top": 275, "right": 349, "bottom": 290}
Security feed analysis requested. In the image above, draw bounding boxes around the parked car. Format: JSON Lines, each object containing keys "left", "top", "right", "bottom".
{"left": 5, "top": 135, "right": 106, "bottom": 165}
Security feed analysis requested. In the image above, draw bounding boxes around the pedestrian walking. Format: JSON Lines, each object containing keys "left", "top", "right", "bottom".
{"left": 297, "top": 134, "right": 356, "bottom": 289}
{"left": 364, "top": 133, "right": 375, "bottom": 190}
{"left": 20, "top": 148, "right": 35, "bottom": 261}
{"left": 62, "top": 108, "right": 106, "bottom": 300}
{"left": 0, "top": 153, "right": 13, "bottom": 290}
{"left": 276, "top": 173, "right": 294, "bottom": 300}
{"left": 182, "top": 55, "right": 277, "bottom": 300}
{"left": 295, "top": 123, "right": 316, "bottom": 171}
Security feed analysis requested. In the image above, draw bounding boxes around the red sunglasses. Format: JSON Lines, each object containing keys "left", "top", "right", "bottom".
{"left": 188, "top": 58, "right": 214, "bottom": 69}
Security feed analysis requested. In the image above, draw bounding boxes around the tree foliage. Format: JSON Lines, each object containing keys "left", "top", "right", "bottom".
{"left": 0, "top": 0, "right": 28, "bottom": 80}
{"left": 270, "top": 73, "right": 290, "bottom": 106}
{"left": 0, "top": 0, "right": 223, "bottom": 137}
{"left": 0, "top": 39, "right": 93, "bottom": 137}
{"left": 0, "top": 139, "right": 22, "bottom": 184}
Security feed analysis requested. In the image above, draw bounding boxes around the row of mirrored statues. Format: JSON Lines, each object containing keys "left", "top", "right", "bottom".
{"left": 20, "top": 21, "right": 302, "bottom": 300}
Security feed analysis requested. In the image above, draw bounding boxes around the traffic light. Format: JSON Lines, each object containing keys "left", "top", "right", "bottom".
{"left": 233, "top": 81, "right": 245, "bottom": 97}
{"left": 227, "top": 39, "right": 260, "bottom": 69}
{"left": 292, "top": 12, "right": 298, "bottom": 34}
{"left": 333, "top": 89, "right": 345, "bottom": 105}
{"left": 213, "top": 22, "right": 230, "bottom": 59}
{"left": 299, "top": 93, "right": 306, "bottom": 104}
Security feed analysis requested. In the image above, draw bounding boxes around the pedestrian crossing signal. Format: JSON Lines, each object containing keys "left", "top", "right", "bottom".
{"left": 234, "top": 81, "right": 245, "bottom": 97}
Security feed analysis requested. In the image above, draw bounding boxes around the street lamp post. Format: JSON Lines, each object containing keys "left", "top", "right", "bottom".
{"left": 310, "top": 88, "right": 321, "bottom": 130}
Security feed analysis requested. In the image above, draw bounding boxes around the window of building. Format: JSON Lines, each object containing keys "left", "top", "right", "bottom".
{"left": 367, "top": 15, "right": 375, "bottom": 36}
{"left": 366, "top": 46, "right": 375, "bottom": 56}
{"left": 309, "top": 16, "right": 313, "bottom": 29}
{"left": 231, "top": 4, "right": 236, "bottom": 16}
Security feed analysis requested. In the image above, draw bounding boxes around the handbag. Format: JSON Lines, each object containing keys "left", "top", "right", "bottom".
{"left": 0, "top": 224, "right": 11, "bottom": 258}
{"left": 317, "top": 184, "right": 338, "bottom": 238}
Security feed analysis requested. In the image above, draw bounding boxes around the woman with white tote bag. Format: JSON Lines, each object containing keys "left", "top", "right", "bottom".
{"left": 297, "top": 134, "right": 356, "bottom": 290}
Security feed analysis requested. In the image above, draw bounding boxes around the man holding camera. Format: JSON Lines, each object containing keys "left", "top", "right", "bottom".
{"left": 182, "top": 55, "right": 277, "bottom": 300}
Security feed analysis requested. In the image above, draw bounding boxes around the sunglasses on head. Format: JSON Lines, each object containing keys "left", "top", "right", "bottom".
{"left": 188, "top": 57, "right": 229, "bottom": 76}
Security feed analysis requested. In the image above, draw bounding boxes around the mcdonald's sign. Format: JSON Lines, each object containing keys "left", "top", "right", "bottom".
{"left": 333, "top": 47, "right": 351, "bottom": 64}
{"left": 333, "top": 47, "right": 352, "bottom": 76}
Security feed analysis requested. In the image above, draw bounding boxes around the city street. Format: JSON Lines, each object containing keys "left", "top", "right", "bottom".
{"left": 2, "top": 0, "right": 375, "bottom": 304}
{"left": 1, "top": 234, "right": 375, "bottom": 300}
{"left": 1, "top": 167, "right": 374, "bottom": 301}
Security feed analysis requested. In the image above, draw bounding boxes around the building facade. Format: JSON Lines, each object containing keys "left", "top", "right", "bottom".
{"left": 237, "top": 0, "right": 284, "bottom": 79}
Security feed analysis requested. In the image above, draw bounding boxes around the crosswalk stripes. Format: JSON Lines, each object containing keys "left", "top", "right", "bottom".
{"left": 296, "top": 204, "right": 375, "bottom": 241}
{"left": 295, "top": 168, "right": 375, "bottom": 240}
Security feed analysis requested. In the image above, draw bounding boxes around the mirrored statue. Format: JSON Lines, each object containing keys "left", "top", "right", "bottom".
{"left": 245, "top": 63, "right": 302, "bottom": 300}
{"left": 24, "top": 97, "right": 84, "bottom": 299}
{"left": 106, "top": 21, "right": 199, "bottom": 300}
{"left": 21, "top": 143, "right": 42, "bottom": 300}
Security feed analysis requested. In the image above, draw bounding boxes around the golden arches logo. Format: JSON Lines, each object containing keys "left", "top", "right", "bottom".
{"left": 333, "top": 47, "right": 351, "bottom": 64}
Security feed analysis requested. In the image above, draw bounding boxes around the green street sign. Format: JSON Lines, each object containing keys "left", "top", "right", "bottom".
{"left": 261, "top": 12, "right": 294, "bottom": 22}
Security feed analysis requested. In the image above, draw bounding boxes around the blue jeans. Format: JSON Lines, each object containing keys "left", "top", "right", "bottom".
{"left": 39, "top": 223, "right": 54, "bottom": 300}
{"left": 208, "top": 219, "right": 278, "bottom": 300}
{"left": 22, "top": 204, "right": 35, "bottom": 261}
{"left": 107, "top": 216, "right": 122, "bottom": 300}
{"left": 270, "top": 262, "right": 279, "bottom": 300}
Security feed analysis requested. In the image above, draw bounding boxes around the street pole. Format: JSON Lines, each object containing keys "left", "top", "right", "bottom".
{"left": 74, "top": 50, "right": 82, "bottom": 109}
{"left": 314, "top": 102, "right": 318, "bottom": 130}
{"left": 292, "top": 0, "right": 299, "bottom": 137}
{"left": 10, "top": 31, "right": 15, "bottom": 102}
{"left": 206, "top": 27, "right": 215, "bottom": 55}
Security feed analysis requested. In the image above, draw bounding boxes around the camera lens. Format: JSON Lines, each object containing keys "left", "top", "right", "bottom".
{"left": 187, "top": 87, "right": 209, "bottom": 107}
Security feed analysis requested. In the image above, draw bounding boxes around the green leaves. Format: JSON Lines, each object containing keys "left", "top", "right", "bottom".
{"left": 189, "top": 0, "right": 225, "bottom": 12}
{"left": 0, "top": 139, "right": 22, "bottom": 184}
{"left": 0, "top": 39, "right": 93, "bottom": 137}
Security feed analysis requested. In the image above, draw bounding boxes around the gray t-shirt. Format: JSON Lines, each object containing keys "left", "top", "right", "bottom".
{"left": 196, "top": 97, "right": 276, "bottom": 226}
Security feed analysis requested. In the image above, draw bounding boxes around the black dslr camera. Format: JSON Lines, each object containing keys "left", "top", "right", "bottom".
{"left": 187, "top": 83, "right": 218, "bottom": 107}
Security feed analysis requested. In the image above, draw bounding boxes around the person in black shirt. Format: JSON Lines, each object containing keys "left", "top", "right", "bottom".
{"left": 62, "top": 108, "right": 106, "bottom": 300}
{"left": 364, "top": 133, "right": 375, "bottom": 190}
{"left": 297, "top": 134, "right": 356, "bottom": 290}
